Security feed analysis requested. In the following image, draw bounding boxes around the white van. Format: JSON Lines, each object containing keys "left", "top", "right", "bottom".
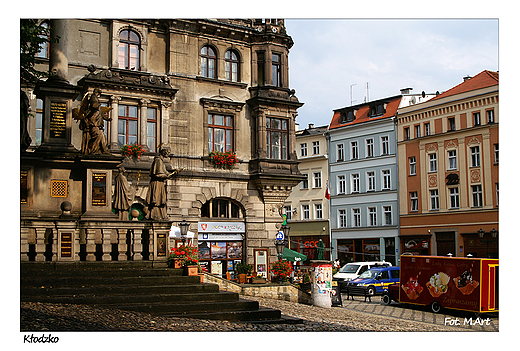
{"left": 333, "top": 261, "right": 392, "bottom": 291}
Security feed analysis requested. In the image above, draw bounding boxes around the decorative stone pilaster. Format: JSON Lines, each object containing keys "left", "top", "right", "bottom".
{"left": 35, "top": 228, "right": 46, "bottom": 262}
{"left": 86, "top": 228, "right": 97, "bottom": 261}
{"left": 118, "top": 229, "right": 128, "bottom": 261}
{"left": 102, "top": 229, "right": 112, "bottom": 261}
{"left": 133, "top": 228, "right": 143, "bottom": 261}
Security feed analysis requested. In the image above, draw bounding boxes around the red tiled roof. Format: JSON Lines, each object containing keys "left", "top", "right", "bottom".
{"left": 430, "top": 70, "right": 499, "bottom": 101}
{"left": 329, "top": 96, "right": 402, "bottom": 130}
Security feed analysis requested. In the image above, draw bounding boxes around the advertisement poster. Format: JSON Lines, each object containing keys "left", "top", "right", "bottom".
{"left": 211, "top": 261, "right": 222, "bottom": 276}
{"left": 211, "top": 242, "right": 227, "bottom": 259}
{"left": 312, "top": 263, "right": 333, "bottom": 294}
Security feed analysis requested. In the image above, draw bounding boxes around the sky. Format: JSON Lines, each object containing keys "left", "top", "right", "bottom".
{"left": 284, "top": 19, "right": 499, "bottom": 129}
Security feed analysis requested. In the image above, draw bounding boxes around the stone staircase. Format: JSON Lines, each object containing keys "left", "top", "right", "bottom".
{"left": 20, "top": 262, "right": 302, "bottom": 324}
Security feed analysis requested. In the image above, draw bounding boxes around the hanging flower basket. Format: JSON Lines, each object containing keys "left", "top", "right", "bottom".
{"left": 121, "top": 144, "right": 145, "bottom": 161}
{"left": 209, "top": 151, "right": 238, "bottom": 169}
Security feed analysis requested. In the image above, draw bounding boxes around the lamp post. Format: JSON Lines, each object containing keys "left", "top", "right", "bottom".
{"left": 179, "top": 219, "right": 189, "bottom": 245}
{"left": 478, "top": 228, "right": 498, "bottom": 258}
{"left": 275, "top": 224, "right": 290, "bottom": 261}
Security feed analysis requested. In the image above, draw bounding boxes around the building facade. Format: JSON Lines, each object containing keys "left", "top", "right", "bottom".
{"left": 20, "top": 19, "right": 304, "bottom": 279}
{"left": 283, "top": 124, "right": 330, "bottom": 263}
{"left": 396, "top": 71, "right": 498, "bottom": 258}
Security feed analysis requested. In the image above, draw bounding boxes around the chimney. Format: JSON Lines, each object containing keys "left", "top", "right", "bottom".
{"left": 463, "top": 75, "right": 472, "bottom": 82}
{"left": 308, "top": 123, "right": 314, "bottom": 129}
{"left": 400, "top": 87, "right": 413, "bottom": 95}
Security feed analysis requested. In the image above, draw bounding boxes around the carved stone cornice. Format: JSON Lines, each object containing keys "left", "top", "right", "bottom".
{"left": 200, "top": 97, "right": 245, "bottom": 112}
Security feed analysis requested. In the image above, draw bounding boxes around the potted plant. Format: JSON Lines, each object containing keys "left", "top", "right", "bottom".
{"left": 209, "top": 150, "right": 238, "bottom": 169}
{"left": 167, "top": 243, "right": 198, "bottom": 269}
{"left": 251, "top": 274, "right": 267, "bottom": 284}
{"left": 235, "top": 262, "right": 253, "bottom": 284}
{"left": 271, "top": 259, "right": 293, "bottom": 283}
{"left": 183, "top": 257, "right": 200, "bottom": 276}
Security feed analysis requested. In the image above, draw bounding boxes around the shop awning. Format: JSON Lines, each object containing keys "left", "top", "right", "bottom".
{"left": 282, "top": 248, "right": 307, "bottom": 262}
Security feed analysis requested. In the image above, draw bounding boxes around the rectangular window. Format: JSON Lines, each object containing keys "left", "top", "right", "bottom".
{"left": 352, "top": 208, "right": 361, "bottom": 227}
{"left": 448, "top": 117, "right": 456, "bottom": 131}
{"left": 366, "top": 138, "right": 374, "bottom": 157}
{"left": 302, "top": 204, "right": 310, "bottom": 220}
{"left": 351, "top": 141, "right": 359, "bottom": 159}
{"left": 404, "top": 127, "right": 410, "bottom": 140}
{"left": 430, "top": 189, "right": 439, "bottom": 210}
{"left": 383, "top": 206, "right": 392, "bottom": 225}
{"left": 410, "top": 192, "right": 418, "bottom": 212}
{"left": 314, "top": 203, "right": 323, "bottom": 219}
{"left": 415, "top": 125, "right": 421, "bottom": 138}
{"left": 338, "top": 175, "right": 346, "bottom": 194}
{"left": 409, "top": 156, "right": 416, "bottom": 175}
{"left": 471, "top": 146, "right": 480, "bottom": 167}
{"left": 312, "top": 141, "right": 320, "bottom": 155}
{"left": 257, "top": 52, "right": 265, "bottom": 86}
{"left": 368, "top": 207, "right": 377, "bottom": 226}
{"left": 351, "top": 173, "right": 360, "bottom": 193}
{"left": 338, "top": 209, "right": 347, "bottom": 228}
{"left": 313, "top": 172, "right": 322, "bottom": 188}
{"left": 147, "top": 107, "right": 157, "bottom": 152}
{"left": 300, "top": 173, "right": 309, "bottom": 189}
{"left": 337, "top": 143, "right": 344, "bottom": 161}
{"left": 382, "top": 170, "right": 391, "bottom": 190}
{"left": 272, "top": 53, "right": 281, "bottom": 87}
{"left": 266, "top": 117, "right": 288, "bottom": 160}
{"left": 472, "top": 185, "right": 483, "bottom": 207}
{"left": 494, "top": 144, "right": 499, "bottom": 163}
{"left": 118, "top": 104, "right": 138, "bottom": 146}
{"left": 429, "top": 153, "right": 437, "bottom": 172}
{"left": 381, "top": 136, "right": 389, "bottom": 155}
{"left": 424, "top": 123, "right": 430, "bottom": 136}
{"left": 208, "top": 114, "right": 233, "bottom": 153}
{"left": 448, "top": 150, "right": 457, "bottom": 170}
{"left": 473, "top": 112, "right": 481, "bottom": 126}
{"left": 367, "top": 171, "right": 375, "bottom": 191}
{"left": 284, "top": 206, "right": 292, "bottom": 220}
{"left": 449, "top": 187, "right": 460, "bottom": 209}
{"left": 496, "top": 183, "right": 499, "bottom": 206}
{"left": 300, "top": 143, "right": 307, "bottom": 157}
{"left": 35, "top": 98, "right": 43, "bottom": 146}
{"left": 487, "top": 109, "right": 495, "bottom": 123}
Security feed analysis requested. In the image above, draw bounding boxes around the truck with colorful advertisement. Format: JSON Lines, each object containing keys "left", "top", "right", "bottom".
{"left": 385, "top": 255, "right": 498, "bottom": 314}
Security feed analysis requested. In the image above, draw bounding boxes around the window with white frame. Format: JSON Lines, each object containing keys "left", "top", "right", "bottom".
{"left": 313, "top": 171, "right": 322, "bottom": 188}
{"left": 351, "top": 141, "right": 359, "bottom": 159}
{"left": 352, "top": 208, "right": 361, "bottom": 227}
{"left": 338, "top": 175, "right": 346, "bottom": 194}
{"left": 338, "top": 209, "right": 347, "bottom": 228}
{"left": 366, "top": 138, "right": 374, "bottom": 157}
{"left": 382, "top": 170, "right": 391, "bottom": 190}
{"left": 415, "top": 125, "right": 421, "bottom": 138}
{"left": 448, "top": 117, "right": 456, "bottom": 131}
{"left": 368, "top": 207, "right": 377, "bottom": 226}
{"left": 470, "top": 146, "right": 480, "bottom": 167}
{"left": 472, "top": 184, "right": 483, "bottom": 207}
{"left": 367, "top": 171, "right": 376, "bottom": 191}
{"left": 300, "top": 143, "right": 307, "bottom": 157}
{"left": 312, "top": 141, "right": 320, "bottom": 155}
{"left": 381, "top": 136, "right": 389, "bottom": 155}
{"left": 494, "top": 144, "right": 498, "bottom": 163}
{"left": 404, "top": 127, "right": 410, "bottom": 140}
{"left": 449, "top": 187, "right": 460, "bottom": 209}
{"left": 496, "top": 183, "right": 499, "bottom": 206}
{"left": 410, "top": 192, "right": 418, "bottom": 212}
{"left": 430, "top": 189, "right": 439, "bottom": 210}
{"left": 284, "top": 205, "right": 292, "bottom": 220}
{"left": 35, "top": 98, "right": 43, "bottom": 146}
{"left": 300, "top": 173, "right": 309, "bottom": 189}
{"left": 383, "top": 206, "right": 392, "bottom": 225}
{"left": 409, "top": 156, "right": 416, "bottom": 175}
{"left": 351, "top": 173, "right": 360, "bottom": 193}
{"left": 448, "top": 150, "right": 457, "bottom": 170}
{"left": 487, "top": 109, "right": 495, "bottom": 123}
{"left": 424, "top": 123, "right": 430, "bottom": 136}
{"left": 314, "top": 203, "right": 323, "bottom": 219}
{"left": 147, "top": 107, "right": 157, "bottom": 152}
{"left": 473, "top": 112, "right": 481, "bottom": 126}
{"left": 337, "top": 143, "right": 344, "bottom": 161}
{"left": 302, "top": 204, "right": 310, "bottom": 220}
{"left": 429, "top": 153, "right": 437, "bottom": 172}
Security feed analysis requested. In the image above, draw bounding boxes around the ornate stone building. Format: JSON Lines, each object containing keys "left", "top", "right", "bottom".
{"left": 20, "top": 19, "right": 304, "bottom": 278}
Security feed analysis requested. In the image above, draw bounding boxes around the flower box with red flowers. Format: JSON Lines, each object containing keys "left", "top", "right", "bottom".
{"left": 209, "top": 150, "right": 238, "bottom": 169}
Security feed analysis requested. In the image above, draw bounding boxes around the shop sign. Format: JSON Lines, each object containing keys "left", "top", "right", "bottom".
{"left": 198, "top": 221, "right": 245, "bottom": 233}
{"left": 304, "top": 241, "right": 319, "bottom": 248}
{"left": 200, "top": 233, "right": 243, "bottom": 241}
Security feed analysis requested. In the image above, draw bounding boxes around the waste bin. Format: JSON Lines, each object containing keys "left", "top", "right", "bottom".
{"left": 310, "top": 260, "right": 333, "bottom": 308}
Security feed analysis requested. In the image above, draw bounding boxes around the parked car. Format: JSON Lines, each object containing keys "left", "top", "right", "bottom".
{"left": 333, "top": 261, "right": 391, "bottom": 292}
{"left": 346, "top": 266, "right": 400, "bottom": 296}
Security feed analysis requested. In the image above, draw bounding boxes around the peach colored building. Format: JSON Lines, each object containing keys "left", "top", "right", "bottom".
{"left": 397, "top": 71, "right": 498, "bottom": 258}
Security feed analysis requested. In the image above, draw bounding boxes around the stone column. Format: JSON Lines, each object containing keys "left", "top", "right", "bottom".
{"left": 139, "top": 99, "right": 149, "bottom": 151}
{"left": 109, "top": 95, "right": 120, "bottom": 151}
{"left": 86, "top": 228, "right": 97, "bottom": 261}
{"left": 118, "top": 229, "right": 128, "bottom": 261}
{"left": 102, "top": 229, "right": 112, "bottom": 261}
{"left": 49, "top": 19, "right": 69, "bottom": 83}
{"left": 256, "top": 108, "right": 267, "bottom": 158}
{"left": 133, "top": 228, "right": 143, "bottom": 261}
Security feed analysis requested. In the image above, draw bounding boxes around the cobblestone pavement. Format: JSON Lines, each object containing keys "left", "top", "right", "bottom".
{"left": 339, "top": 294, "right": 499, "bottom": 332}
{"left": 20, "top": 294, "right": 497, "bottom": 332}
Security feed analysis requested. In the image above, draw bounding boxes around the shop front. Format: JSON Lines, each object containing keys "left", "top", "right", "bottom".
{"left": 400, "top": 236, "right": 431, "bottom": 256}
{"left": 197, "top": 221, "right": 245, "bottom": 279}
{"left": 286, "top": 220, "right": 330, "bottom": 265}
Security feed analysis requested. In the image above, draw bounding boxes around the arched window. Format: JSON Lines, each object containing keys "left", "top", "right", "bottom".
{"left": 201, "top": 46, "right": 216, "bottom": 78}
{"left": 201, "top": 198, "right": 243, "bottom": 219}
{"left": 118, "top": 29, "right": 140, "bottom": 70}
{"left": 225, "top": 50, "right": 239, "bottom": 82}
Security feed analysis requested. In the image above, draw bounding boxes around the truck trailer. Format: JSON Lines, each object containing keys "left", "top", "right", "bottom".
{"left": 384, "top": 255, "right": 498, "bottom": 314}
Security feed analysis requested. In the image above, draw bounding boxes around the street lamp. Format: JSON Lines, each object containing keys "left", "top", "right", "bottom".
{"left": 179, "top": 219, "right": 189, "bottom": 244}
{"left": 275, "top": 224, "right": 290, "bottom": 260}
{"left": 478, "top": 228, "right": 498, "bottom": 258}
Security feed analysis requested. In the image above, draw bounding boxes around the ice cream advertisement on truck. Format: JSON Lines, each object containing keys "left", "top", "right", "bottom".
{"left": 399, "top": 255, "right": 498, "bottom": 313}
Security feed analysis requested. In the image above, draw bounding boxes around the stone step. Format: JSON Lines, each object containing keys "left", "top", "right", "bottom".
{"left": 21, "top": 275, "right": 200, "bottom": 288}
{"left": 178, "top": 307, "right": 283, "bottom": 322}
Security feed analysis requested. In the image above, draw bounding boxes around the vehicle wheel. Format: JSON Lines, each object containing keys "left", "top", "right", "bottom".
{"left": 431, "top": 301, "right": 442, "bottom": 313}
{"left": 382, "top": 294, "right": 392, "bottom": 305}
{"left": 367, "top": 286, "right": 376, "bottom": 296}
